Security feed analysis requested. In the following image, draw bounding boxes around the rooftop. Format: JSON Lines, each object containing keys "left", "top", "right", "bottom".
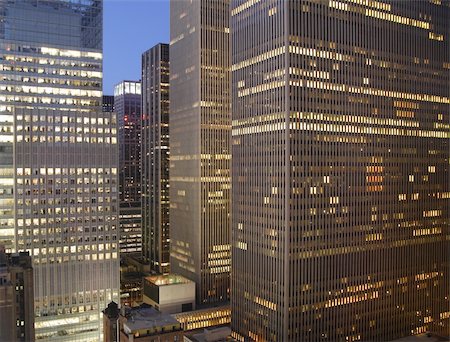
{"left": 144, "top": 274, "right": 193, "bottom": 286}
{"left": 122, "top": 305, "right": 180, "bottom": 334}
{"left": 185, "top": 326, "right": 231, "bottom": 342}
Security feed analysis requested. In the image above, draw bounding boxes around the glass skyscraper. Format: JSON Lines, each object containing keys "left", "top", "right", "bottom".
{"left": 114, "top": 80, "right": 142, "bottom": 254}
{"left": 0, "top": 0, "right": 119, "bottom": 340}
{"left": 231, "top": 1, "right": 449, "bottom": 341}
{"left": 170, "top": 0, "right": 231, "bottom": 305}
{"left": 141, "top": 43, "right": 170, "bottom": 275}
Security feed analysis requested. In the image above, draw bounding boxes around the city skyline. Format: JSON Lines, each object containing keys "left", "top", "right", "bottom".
{"left": 0, "top": 1, "right": 448, "bottom": 341}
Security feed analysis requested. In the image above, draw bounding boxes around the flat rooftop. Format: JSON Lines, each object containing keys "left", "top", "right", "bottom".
{"left": 144, "top": 274, "right": 193, "bottom": 286}
{"left": 123, "top": 306, "right": 180, "bottom": 333}
{"left": 185, "top": 326, "right": 231, "bottom": 342}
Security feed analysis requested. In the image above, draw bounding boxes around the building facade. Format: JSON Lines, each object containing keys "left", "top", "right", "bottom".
{"left": 115, "top": 81, "right": 142, "bottom": 254}
{"left": 102, "top": 95, "right": 115, "bottom": 113}
{"left": 142, "top": 274, "right": 195, "bottom": 314}
{"left": 230, "top": 1, "right": 450, "bottom": 341}
{"left": 102, "top": 301, "right": 120, "bottom": 342}
{"left": 141, "top": 44, "right": 170, "bottom": 274}
{"left": 169, "top": 0, "right": 231, "bottom": 305}
{"left": 0, "top": 0, "right": 120, "bottom": 340}
{"left": 0, "top": 247, "right": 35, "bottom": 342}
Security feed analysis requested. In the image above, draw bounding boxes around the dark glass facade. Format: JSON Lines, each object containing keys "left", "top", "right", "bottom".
{"left": 115, "top": 81, "right": 142, "bottom": 254}
{"left": 102, "top": 95, "right": 115, "bottom": 113}
{"left": 231, "top": 1, "right": 450, "bottom": 341}
{"left": 141, "top": 44, "right": 170, "bottom": 274}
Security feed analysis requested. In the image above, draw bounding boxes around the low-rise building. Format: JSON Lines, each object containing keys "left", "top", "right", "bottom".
{"left": 184, "top": 326, "right": 231, "bottom": 342}
{"left": 103, "top": 301, "right": 120, "bottom": 342}
{"left": 119, "top": 304, "right": 183, "bottom": 342}
{"left": 0, "top": 246, "right": 35, "bottom": 342}
{"left": 143, "top": 274, "right": 195, "bottom": 314}
{"left": 173, "top": 306, "right": 231, "bottom": 332}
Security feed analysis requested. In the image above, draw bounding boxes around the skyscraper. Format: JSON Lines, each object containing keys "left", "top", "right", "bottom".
{"left": 231, "top": 1, "right": 449, "bottom": 341}
{"left": 170, "top": 0, "right": 231, "bottom": 305}
{"left": 0, "top": 0, "right": 120, "bottom": 340}
{"left": 141, "top": 43, "right": 170, "bottom": 274}
{"left": 114, "top": 80, "right": 142, "bottom": 254}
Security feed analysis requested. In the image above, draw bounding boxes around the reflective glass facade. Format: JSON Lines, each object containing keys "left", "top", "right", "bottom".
{"left": 0, "top": 0, "right": 119, "bottom": 340}
{"left": 141, "top": 44, "right": 170, "bottom": 274}
{"left": 114, "top": 80, "right": 142, "bottom": 254}
{"left": 231, "top": 1, "right": 450, "bottom": 341}
{"left": 170, "top": 0, "right": 231, "bottom": 305}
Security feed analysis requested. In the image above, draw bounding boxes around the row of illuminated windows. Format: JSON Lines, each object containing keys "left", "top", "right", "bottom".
{"left": 16, "top": 134, "right": 117, "bottom": 144}
{"left": 33, "top": 252, "right": 118, "bottom": 265}
{"left": 35, "top": 308, "right": 98, "bottom": 320}
{"left": 2, "top": 55, "right": 101, "bottom": 72}
{"left": 0, "top": 95, "right": 100, "bottom": 107}
{"left": 17, "top": 125, "right": 115, "bottom": 135}
{"left": 16, "top": 132, "right": 117, "bottom": 144}
{"left": 17, "top": 197, "right": 115, "bottom": 207}
{"left": 16, "top": 204, "right": 117, "bottom": 216}
{"left": 292, "top": 111, "right": 421, "bottom": 129}
{"left": 1, "top": 85, "right": 101, "bottom": 98}
{"left": 293, "top": 79, "right": 450, "bottom": 104}
{"left": 16, "top": 133, "right": 117, "bottom": 144}
{"left": 16, "top": 237, "right": 117, "bottom": 247}
{"left": 232, "top": 121, "right": 448, "bottom": 139}
{"left": 290, "top": 235, "right": 447, "bottom": 260}
{"left": 16, "top": 114, "right": 116, "bottom": 126}
{"left": 413, "top": 227, "right": 442, "bottom": 237}
{"left": 207, "top": 250, "right": 230, "bottom": 260}
{"left": 341, "top": 0, "right": 391, "bottom": 11}
{"left": 17, "top": 168, "right": 117, "bottom": 177}
{"left": 210, "top": 265, "right": 231, "bottom": 274}
{"left": 17, "top": 225, "right": 115, "bottom": 235}
{"left": 40, "top": 47, "right": 102, "bottom": 60}
{"left": 0, "top": 64, "right": 102, "bottom": 78}
{"left": 38, "top": 288, "right": 118, "bottom": 303}
{"left": 16, "top": 177, "right": 116, "bottom": 186}
{"left": 326, "top": 291, "right": 379, "bottom": 309}
{"left": 237, "top": 76, "right": 450, "bottom": 105}
{"left": 329, "top": 1, "right": 430, "bottom": 29}
{"left": 26, "top": 244, "right": 117, "bottom": 255}
{"left": 3, "top": 75, "right": 100, "bottom": 88}
{"left": 35, "top": 301, "right": 116, "bottom": 320}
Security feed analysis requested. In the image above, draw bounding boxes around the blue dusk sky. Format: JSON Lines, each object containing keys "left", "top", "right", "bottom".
{"left": 103, "top": 0, "right": 170, "bottom": 95}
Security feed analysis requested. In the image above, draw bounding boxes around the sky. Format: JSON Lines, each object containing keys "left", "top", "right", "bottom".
{"left": 103, "top": 0, "right": 170, "bottom": 95}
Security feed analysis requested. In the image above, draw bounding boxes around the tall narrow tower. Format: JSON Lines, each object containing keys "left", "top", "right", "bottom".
{"left": 141, "top": 43, "right": 170, "bottom": 275}
{"left": 170, "top": 0, "right": 231, "bottom": 305}
{"left": 114, "top": 80, "right": 142, "bottom": 254}
{"left": 231, "top": 1, "right": 449, "bottom": 340}
{"left": 0, "top": 0, "right": 120, "bottom": 340}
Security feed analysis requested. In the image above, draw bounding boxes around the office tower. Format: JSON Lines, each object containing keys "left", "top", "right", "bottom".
{"left": 170, "top": 0, "right": 231, "bottom": 305}
{"left": 141, "top": 43, "right": 170, "bottom": 274}
{"left": 0, "top": 0, "right": 120, "bottom": 340}
{"left": 114, "top": 81, "right": 142, "bottom": 254}
{"left": 230, "top": 1, "right": 450, "bottom": 341}
{"left": 102, "top": 95, "right": 115, "bottom": 113}
{"left": 0, "top": 247, "right": 35, "bottom": 342}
